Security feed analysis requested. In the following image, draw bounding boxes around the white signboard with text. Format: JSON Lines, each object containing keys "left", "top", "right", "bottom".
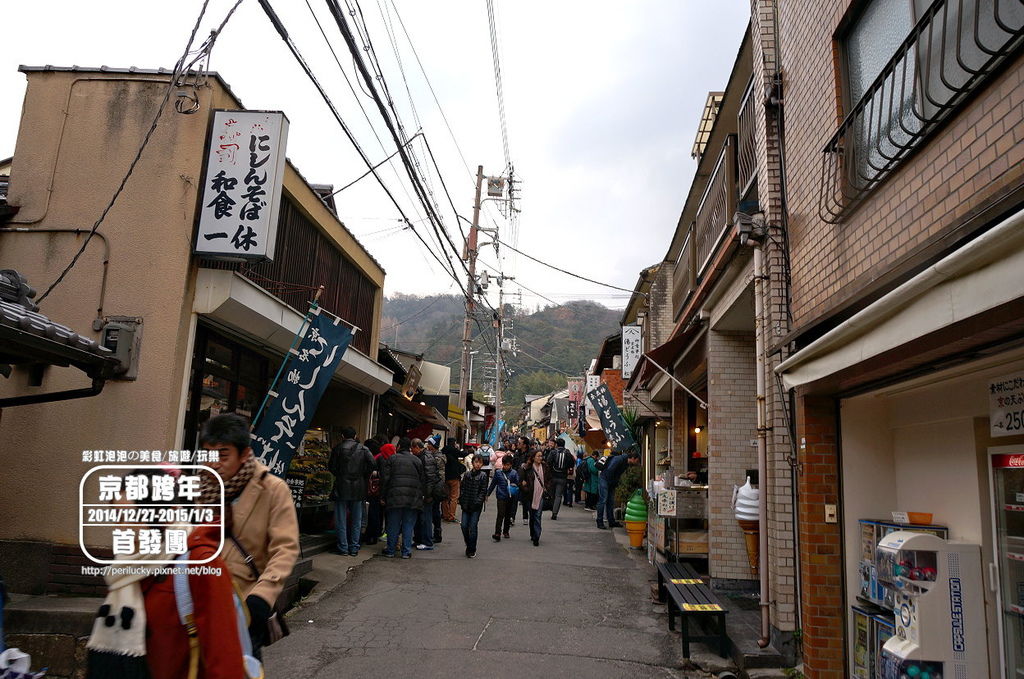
{"left": 195, "top": 110, "right": 289, "bottom": 261}
{"left": 991, "top": 371, "right": 1024, "bottom": 438}
{"left": 622, "top": 324, "right": 642, "bottom": 379}
{"left": 585, "top": 374, "right": 600, "bottom": 417}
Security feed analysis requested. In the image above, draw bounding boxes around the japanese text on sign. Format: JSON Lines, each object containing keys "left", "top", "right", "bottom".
{"left": 252, "top": 310, "right": 354, "bottom": 477}
{"left": 195, "top": 110, "right": 289, "bottom": 261}
{"left": 990, "top": 371, "right": 1024, "bottom": 438}
{"left": 621, "top": 324, "right": 642, "bottom": 379}
{"left": 79, "top": 465, "right": 224, "bottom": 565}
{"left": 586, "top": 383, "right": 637, "bottom": 452}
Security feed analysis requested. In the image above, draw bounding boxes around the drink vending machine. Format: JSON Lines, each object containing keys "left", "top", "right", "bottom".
{"left": 875, "top": 531, "right": 988, "bottom": 678}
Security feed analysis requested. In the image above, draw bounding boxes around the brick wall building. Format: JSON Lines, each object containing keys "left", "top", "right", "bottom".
{"left": 775, "top": 1, "right": 1024, "bottom": 676}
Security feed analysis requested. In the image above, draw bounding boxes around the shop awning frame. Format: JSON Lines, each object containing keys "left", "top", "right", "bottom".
{"left": 626, "top": 324, "right": 709, "bottom": 409}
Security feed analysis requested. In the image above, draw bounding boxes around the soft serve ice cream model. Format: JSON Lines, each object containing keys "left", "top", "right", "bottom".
{"left": 875, "top": 531, "right": 988, "bottom": 679}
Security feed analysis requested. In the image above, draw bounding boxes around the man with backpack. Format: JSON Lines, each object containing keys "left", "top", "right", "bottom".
{"left": 328, "top": 426, "right": 376, "bottom": 556}
{"left": 547, "top": 439, "right": 575, "bottom": 520}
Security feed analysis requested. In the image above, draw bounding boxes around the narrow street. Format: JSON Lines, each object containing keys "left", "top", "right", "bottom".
{"left": 264, "top": 505, "right": 692, "bottom": 678}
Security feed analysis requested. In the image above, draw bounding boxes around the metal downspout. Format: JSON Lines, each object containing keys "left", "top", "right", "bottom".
{"left": 754, "top": 244, "right": 771, "bottom": 648}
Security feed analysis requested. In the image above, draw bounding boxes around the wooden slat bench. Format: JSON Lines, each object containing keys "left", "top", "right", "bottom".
{"left": 656, "top": 561, "right": 728, "bottom": 658}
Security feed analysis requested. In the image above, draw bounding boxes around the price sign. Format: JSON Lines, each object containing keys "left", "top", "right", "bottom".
{"left": 990, "top": 371, "right": 1024, "bottom": 438}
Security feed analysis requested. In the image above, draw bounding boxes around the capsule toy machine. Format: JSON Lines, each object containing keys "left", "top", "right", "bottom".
{"left": 875, "top": 531, "right": 988, "bottom": 679}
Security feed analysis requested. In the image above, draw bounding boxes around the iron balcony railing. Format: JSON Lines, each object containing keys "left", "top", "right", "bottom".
{"left": 695, "top": 135, "right": 737, "bottom": 276}
{"left": 819, "top": 0, "right": 1024, "bottom": 223}
{"left": 672, "top": 135, "right": 738, "bottom": 320}
{"left": 672, "top": 227, "right": 695, "bottom": 320}
{"left": 737, "top": 78, "right": 758, "bottom": 199}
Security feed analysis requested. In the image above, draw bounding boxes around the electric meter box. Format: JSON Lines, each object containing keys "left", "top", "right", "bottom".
{"left": 875, "top": 531, "right": 988, "bottom": 678}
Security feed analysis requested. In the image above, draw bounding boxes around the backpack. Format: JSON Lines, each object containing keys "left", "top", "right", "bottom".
{"left": 578, "top": 460, "right": 591, "bottom": 482}
{"left": 595, "top": 455, "right": 612, "bottom": 473}
{"left": 173, "top": 553, "right": 263, "bottom": 679}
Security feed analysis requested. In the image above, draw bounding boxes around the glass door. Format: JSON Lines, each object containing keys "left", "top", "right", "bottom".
{"left": 991, "top": 449, "right": 1024, "bottom": 677}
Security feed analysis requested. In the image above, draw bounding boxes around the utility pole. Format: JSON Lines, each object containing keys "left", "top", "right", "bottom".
{"left": 494, "top": 283, "right": 504, "bottom": 436}
{"left": 457, "top": 166, "right": 485, "bottom": 443}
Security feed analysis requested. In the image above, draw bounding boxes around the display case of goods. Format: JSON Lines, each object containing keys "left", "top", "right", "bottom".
{"left": 286, "top": 429, "right": 334, "bottom": 513}
{"left": 873, "top": 613, "right": 895, "bottom": 679}
{"left": 858, "top": 519, "right": 948, "bottom": 611}
{"left": 853, "top": 605, "right": 875, "bottom": 679}
{"left": 875, "top": 531, "right": 988, "bottom": 678}
{"left": 990, "top": 451, "right": 1024, "bottom": 676}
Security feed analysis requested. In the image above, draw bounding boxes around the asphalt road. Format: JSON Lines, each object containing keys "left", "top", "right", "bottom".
{"left": 262, "top": 501, "right": 701, "bottom": 678}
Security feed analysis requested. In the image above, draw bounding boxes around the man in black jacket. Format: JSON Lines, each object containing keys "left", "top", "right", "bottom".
{"left": 412, "top": 438, "right": 444, "bottom": 551}
{"left": 328, "top": 426, "right": 375, "bottom": 556}
{"left": 380, "top": 437, "right": 426, "bottom": 559}
{"left": 458, "top": 454, "right": 489, "bottom": 558}
{"left": 547, "top": 440, "right": 574, "bottom": 520}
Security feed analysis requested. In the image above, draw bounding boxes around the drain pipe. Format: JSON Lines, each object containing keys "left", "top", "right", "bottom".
{"left": 753, "top": 240, "right": 771, "bottom": 648}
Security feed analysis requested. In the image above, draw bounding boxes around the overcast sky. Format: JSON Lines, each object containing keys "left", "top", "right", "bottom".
{"left": 0, "top": 0, "right": 749, "bottom": 311}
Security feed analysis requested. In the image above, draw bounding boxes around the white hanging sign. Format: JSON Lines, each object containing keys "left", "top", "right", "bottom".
{"left": 622, "top": 324, "right": 642, "bottom": 379}
{"left": 195, "top": 110, "right": 289, "bottom": 261}
{"left": 990, "top": 371, "right": 1024, "bottom": 438}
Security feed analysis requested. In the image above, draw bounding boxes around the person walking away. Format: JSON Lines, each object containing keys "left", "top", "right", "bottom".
{"left": 574, "top": 452, "right": 587, "bottom": 505}
{"left": 441, "top": 438, "right": 463, "bottom": 523}
{"left": 380, "top": 437, "right": 426, "bottom": 559}
{"left": 458, "top": 455, "right": 489, "bottom": 557}
{"left": 547, "top": 440, "right": 574, "bottom": 520}
{"left": 198, "top": 413, "right": 298, "bottom": 660}
{"left": 520, "top": 449, "right": 552, "bottom": 546}
{"left": 328, "top": 427, "right": 375, "bottom": 556}
{"left": 363, "top": 439, "right": 389, "bottom": 544}
{"left": 426, "top": 436, "right": 446, "bottom": 543}
{"left": 597, "top": 450, "right": 641, "bottom": 529}
{"left": 487, "top": 454, "right": 520, "bottom": 541}
{"left": 583, "top": 451, "right": 600, "bottom": 510}
{"left": 411, "top": 438, "right": 443, "bottom": 551}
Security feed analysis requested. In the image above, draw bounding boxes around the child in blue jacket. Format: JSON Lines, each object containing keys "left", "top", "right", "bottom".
{"left": 488, "top": 454, "right": 520, "bottom": 541}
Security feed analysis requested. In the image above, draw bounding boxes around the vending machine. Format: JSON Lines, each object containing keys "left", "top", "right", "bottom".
{"left": 875, "top": 531, "right": 988, "bottom": 678}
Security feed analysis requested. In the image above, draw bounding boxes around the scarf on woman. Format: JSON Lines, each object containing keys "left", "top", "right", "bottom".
{"left": 199, "top": 455, "right": 256, "bottom": 506}
{"left": 85, "top": 525, "right": 194, "bottom": 678}
{"left": 531, "top": 463, "right": 546, "bottom": 511}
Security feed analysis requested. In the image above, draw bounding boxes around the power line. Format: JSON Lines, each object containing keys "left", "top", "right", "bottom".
{"left": 38, "top": 0, "right": 242, "bottom": 302}
{"left": 257, "top": 0, "right": 465, "bottom": 294}
{"left": 496, "top": 238, "right": 646, "bottom": 297}
{"left": 326, "top": 131, "right": 421, "bottom": 197}
{"left": 485, "top": 0, "right": 511, "bottom": 170}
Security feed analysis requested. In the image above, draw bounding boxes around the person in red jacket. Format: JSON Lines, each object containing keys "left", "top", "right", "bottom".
{"left": 140, "top": 525, "right": 245, "bottom": 679}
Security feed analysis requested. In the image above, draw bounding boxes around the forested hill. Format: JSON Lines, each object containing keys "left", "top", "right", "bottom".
{"left": 381, "top": 294, "right": 621, "bottom": 411}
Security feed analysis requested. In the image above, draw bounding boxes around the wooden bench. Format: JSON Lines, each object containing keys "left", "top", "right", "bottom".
{"left": 656, "top": 562, "right": 728, "bottom": 659}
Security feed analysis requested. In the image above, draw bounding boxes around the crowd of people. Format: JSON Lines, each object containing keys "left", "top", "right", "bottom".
{"left": 328, "top": 431, "right": 642, "bottom": 557}
{"left": 83, "top": 416, "right": 640, "bottom": 678}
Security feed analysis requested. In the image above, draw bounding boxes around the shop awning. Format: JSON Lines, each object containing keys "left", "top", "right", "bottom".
{"left": 194, "top": 269, "right": 393, "bottom": 395}
{"left": 626, "top": 324, "right": 708, "bottom": 409}
{"left": 447, "top": 404, "right": 465, "bottom": 424}
{"left": 777, "top": 206, "right": 1024, "bottom": 390}
{"left": 384, "top": 390, "right": 449, "bottom": 428}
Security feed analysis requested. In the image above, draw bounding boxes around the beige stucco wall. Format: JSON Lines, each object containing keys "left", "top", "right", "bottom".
{"left": 0, "top": 69, "right": 384, "bottom": 544}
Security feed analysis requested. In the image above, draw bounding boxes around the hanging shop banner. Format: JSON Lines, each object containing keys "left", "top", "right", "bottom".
{"left": 622, "top": 324, "right": 642, "bottom": 379}
{"left": 195, "top": 110, "right": 289, "bottom": 261}
{"left": 990, "top": 371, "right": 1024, "bottom": 438}
{"left": 488, "top": 419, "right": 505, "bottom": 447}
{"left": 587, "top": 383, "right": 636, "bottom": 453}
{"left": 252, "top": 309, "right": 353, "bottom": 476}
{"left": 584, "top": 374, "right": 601, "bottom": 417}
{"left": 567, "top": 378, "right": 584, "bottom": 403}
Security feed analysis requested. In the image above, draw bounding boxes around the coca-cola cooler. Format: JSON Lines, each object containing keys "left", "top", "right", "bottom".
{"left": 990, "top": 450, "right": 1024, "bottom": 677}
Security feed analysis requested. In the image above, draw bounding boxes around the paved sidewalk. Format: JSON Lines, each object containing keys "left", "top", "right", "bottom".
{"left": 263, "top": 502, "right": 700, "bottom": 678}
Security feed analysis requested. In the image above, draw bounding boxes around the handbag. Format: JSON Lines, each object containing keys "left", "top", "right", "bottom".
{"left": 367, "top": 471, "right": 381, "bottom": 498}
{"left": 229, "top": 535, "right": 290, "bottom": 646}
